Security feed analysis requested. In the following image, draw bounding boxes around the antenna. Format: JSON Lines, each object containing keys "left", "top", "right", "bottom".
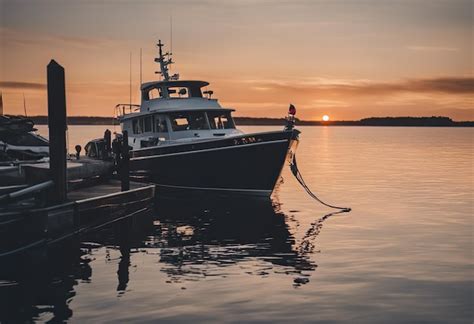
{"left": 140, "top": 47, "right": 143, "bottom": 85}
{"left": 170, "top": 15, "right": 173, "bottom": 63}
{"left": 129, "top": 52, "right": 132, "bottom": 108}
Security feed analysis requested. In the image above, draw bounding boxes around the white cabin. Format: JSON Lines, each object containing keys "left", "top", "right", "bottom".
{"left": 117, "top": 80, "right": 242, "bottom": 150}
{"left": 116, "top": 40, "right": 243, "bottom": 151}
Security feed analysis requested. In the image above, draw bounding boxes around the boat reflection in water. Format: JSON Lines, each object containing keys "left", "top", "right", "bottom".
{"left": 0, "top": 238, "right": 94, "bottom": 322}
{"left": 0, "top": 195, "right": 337, "bottom": 322}
{"left": 150, "top": 194, "right": 317, "bottom": 284}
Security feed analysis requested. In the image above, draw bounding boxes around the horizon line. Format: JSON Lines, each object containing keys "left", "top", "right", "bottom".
{"left": 5, "top": 114, "right": 473, "bottom": 123}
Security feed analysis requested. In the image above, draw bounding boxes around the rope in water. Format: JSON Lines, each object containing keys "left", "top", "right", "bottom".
{"left": 290, "top": 155, "right": 351, "bottom": 213}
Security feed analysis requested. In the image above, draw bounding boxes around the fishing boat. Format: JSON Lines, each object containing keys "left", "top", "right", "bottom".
{"left": 90, "top": 40, "right": 300, "bottom": 197}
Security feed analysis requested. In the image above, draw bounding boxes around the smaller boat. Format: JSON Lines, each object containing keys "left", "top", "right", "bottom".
{"left": 0, "top": 115, "right": 49, "bottom": 161}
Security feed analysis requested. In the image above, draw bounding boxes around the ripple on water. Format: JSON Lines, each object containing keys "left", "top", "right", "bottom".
{"left": 0, "top": 126, "right": 471, "bottom": 323}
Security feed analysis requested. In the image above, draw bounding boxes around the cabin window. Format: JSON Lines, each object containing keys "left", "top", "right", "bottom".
{"left": 144, "top": 116, "right": 153, "bottom": 133}
{"left": 167, "top": 87, "right": 189, "bottom": 98}
{"left": 148, "top": 88, "right": 162, "bottom": 100}
{"left": 170, "top": 112, "right": 209, "bottom": 131}
{"left": 155, "top": 115, "right": 168, "bottom": 133}
{"left": 207, "top": 111, "right": 235, "bottom": 129}
{"left": 132, "top": 119, "right": 142, "bottom": 134}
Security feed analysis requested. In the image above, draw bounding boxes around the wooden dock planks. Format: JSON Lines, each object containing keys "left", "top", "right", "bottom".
{"left": 0, "top": 180, "right": 155, "bottom": 257}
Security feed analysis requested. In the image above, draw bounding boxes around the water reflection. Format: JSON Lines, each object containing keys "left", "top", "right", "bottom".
{"left": 0, "top": 195, "right": 338, "bottom": 322}
{"left": 0, "top": 241, "right": 91, "bottom": 322}
{"left": 298, "top": 209, "right": 348, "bottom": 255}
{"left": 0, "top": 212, "right": 153, "bottom": 322}
{"left": 151, "top": 196, "right": 317, "bottom": 285}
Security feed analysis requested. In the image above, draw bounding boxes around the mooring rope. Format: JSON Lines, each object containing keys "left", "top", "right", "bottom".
{"left": 290, "top": 155, "right": 351, "bottom": 213}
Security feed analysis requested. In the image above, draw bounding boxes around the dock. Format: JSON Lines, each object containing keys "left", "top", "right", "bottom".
{"left": 0, "top": 179, "right": 155, "bottom": 258}
{"left": 0, "top": 60, "right": 156, "bottom": 258}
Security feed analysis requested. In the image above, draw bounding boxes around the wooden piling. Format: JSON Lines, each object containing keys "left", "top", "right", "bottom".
{"left": 47, "top": 60, "right": 68, "bottom": 203}
{"left": 121, "top": 131, "right": 130, "bottom": 191}
{"left": 104, "top": 129, "right": 112, "bottom": 158}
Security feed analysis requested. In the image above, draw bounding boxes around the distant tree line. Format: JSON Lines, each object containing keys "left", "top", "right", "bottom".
{"left": 27, "top": 116, "right": 117, "bottom": 125}
{"left": 17, "top": 115, "right": 474, "bottom": 127}
{"left": 234, "top": 116, "right": 473, "bottom": 127}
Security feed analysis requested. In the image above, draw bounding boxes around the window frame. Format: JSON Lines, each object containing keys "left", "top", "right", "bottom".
{"left": 132, "top": 118, "right": 142, "bottom": 134}
{"left": 154, "top": 114, "right": 169, "bottom": 133}
{"left": 207, "top": 111, "right": 236, "bottom": 130}
{"left": 169, "top": 111, "right": 210, "bottom": 132}
{"left": 143, "top": 116, "right": 153, "bottom": 133}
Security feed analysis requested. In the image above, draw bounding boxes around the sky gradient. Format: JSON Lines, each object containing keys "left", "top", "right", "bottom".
{"left": 0, "top": 0, "right": 472, "bottom": 120}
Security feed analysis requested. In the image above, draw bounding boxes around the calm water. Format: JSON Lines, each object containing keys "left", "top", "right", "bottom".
{"left": 1, "top": 125, "right": 472, "bottom": 323}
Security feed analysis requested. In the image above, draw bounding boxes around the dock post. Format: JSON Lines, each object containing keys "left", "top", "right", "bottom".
{"left": 121, "top": 130, "right": 130, "bottom": 191}
{"left": 104, "top": 129, "right": 111, "bottom": 159}
{"left": 47, "top": 60, "right": 68, "bottom": 203}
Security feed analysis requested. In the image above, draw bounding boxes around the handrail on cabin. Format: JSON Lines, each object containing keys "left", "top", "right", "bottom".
{"left": 115, "top": 104, "right": 141, "bottom": 117}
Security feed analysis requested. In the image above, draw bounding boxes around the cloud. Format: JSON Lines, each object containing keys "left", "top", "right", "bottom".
{"left": 0, "top": 27, "right": 111, "bottom": 48}
{"left": 407, "top": 77, "right": 474, "bottom": 94}
{"left": 0, "top": 81, "right": 46, "bottom": 90}
{"left": 243, "top": 76, "right": 474, "bottom": 96}
{"left": 407, "top": 46, "right": 459, "bottom": 52}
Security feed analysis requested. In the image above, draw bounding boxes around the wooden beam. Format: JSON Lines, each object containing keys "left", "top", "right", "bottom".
{"left": 47, "top": 60, "right": 68, "bottom": 203}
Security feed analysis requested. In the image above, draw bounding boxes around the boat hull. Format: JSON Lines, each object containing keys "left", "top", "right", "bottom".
{"left": 130, "top": 130, "right": 299, "bottom": 196}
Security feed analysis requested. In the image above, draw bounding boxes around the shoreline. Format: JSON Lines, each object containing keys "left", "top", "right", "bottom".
{"left": 6, "top": 115, "right": 473, "bottom": 127}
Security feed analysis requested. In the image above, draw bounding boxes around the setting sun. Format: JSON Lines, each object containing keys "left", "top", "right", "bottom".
{"left": 322, "top": 115, "right": 330, "bottom": 121}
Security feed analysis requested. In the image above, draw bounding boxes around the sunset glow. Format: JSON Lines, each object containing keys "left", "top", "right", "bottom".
{"left": 0, "top": 0, "right": 472, "bottom": 120}
{"left": 322, "top": 115, "right": 330, "bottom": 122}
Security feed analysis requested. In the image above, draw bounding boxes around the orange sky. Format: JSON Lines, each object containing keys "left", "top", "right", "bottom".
{"left": 1, "top": 0, "right": 472, "bottom": 120}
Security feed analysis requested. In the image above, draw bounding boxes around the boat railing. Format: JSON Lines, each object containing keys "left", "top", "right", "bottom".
{"left": 115, "top": 104, "right": 141, "bottom": 117}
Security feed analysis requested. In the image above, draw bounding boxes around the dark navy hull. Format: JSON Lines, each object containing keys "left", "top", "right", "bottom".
{"left": 130, "top": 130, "right": 299, "bottom": 196}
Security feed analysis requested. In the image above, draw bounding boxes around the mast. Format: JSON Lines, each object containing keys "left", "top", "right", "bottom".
{"left": 154, "top": 39, "right": 179, "bottom": 81}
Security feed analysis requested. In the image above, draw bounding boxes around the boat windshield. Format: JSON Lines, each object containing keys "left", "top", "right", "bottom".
{"left": 170, "top": 111, "right": 208, "bottom": 131}
{"left": 208, "top": 111, "right": 235, "bottom": 129}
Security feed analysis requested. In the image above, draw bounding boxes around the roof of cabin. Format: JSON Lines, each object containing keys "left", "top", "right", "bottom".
{"left": 119, "top": 107, "right": 234, "bottom": 121}
{"left": 141, "top": 80, "right": 210, "bottom": 91}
